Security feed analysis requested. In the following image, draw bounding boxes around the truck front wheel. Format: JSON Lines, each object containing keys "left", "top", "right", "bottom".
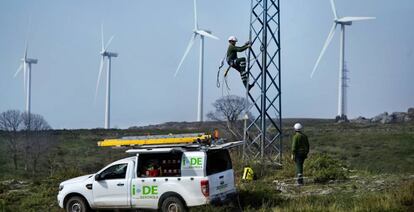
{"left": 161, "top": 196, "right": 187, "bottom": 212}
{"left": 65, "top": 196, "right": 91, "bottom": 212}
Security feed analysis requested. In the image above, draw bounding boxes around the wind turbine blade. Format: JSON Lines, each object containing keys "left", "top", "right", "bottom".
{"left": 95, "top": 56, "right": 105, "bottom": 101}
{"left": 330, "top": 0, "right": 338, "bottom": 19}
{"left": 337, "top": 17, "right": 376, "bottom": 22}
{"left": 174, "top": 34, "right": 196, "bottom": 77}
{"left": 24, "top": 16, "right": 31, "bottom": 60}
{"left": 24, "top": 41, "right": 28, "bottom": 60}
{"left": 193, "top": 0, "right": 198, "bottom": 29}
{"left": 101, "top": 24, "right": 104, "bottom": 52}
{"left": 104, "top": 35, "right": 115, "bottom": 51}
{"left": 14, "top": 64, "right": 23, "bottom": 78}
{"left": 196, "top": 30, "right": 219, "bottom": 40}
{"left": 311, "top": 23, "right": 337, "bottom": 78}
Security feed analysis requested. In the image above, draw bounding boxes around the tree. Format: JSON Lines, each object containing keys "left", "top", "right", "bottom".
{"left": 21, "top": 112, "right": 53, "bottom": 173}
{"left": 207, "top": 95, "right": 252, "bottom": 140}
{"left": 0, "top": 110, "right": 23, "bottom": 170}
{"left": 1, "top": 110, "right": 56, "bottom": 175}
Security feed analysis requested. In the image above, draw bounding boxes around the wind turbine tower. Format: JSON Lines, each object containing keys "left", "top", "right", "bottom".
{"left": 96, "top": 26, "right": 118, "bottom": 129}
{"left": 15, "top": 43, "right": 38, "bottom": 116}
{"left": 174, "top": 0, "right": 219, "bottom": 122}
{"left": 311, "top": 0, "right": 375, "bottom": 121}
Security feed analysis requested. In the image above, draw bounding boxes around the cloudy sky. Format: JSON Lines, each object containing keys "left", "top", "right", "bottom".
{"left": 1, "top": 0, "right": 413, "bottom": 129}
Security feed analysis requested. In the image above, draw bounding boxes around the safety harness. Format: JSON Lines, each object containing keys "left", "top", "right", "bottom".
{"left": 216, "top": 51, "right": 250, "bottom": 93}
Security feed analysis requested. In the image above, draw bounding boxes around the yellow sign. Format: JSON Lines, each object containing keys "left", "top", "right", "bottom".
{"left": 242, "top": 167, "right": 254, "bottom": 180}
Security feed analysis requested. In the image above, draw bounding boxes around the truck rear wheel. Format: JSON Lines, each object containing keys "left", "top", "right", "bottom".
{"left": 161, "top": 196, "right": 187, "bottom": 212}
{"left": 65, "top": 196, "right": 91, "bottom": 212}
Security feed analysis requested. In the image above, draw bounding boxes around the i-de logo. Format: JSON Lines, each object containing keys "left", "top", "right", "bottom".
{"left": 132, "top": 184, "right": 141, "bottom": 195}
{"left": 142, "top": 185, "right": 158, "bottom": 195}
{"left": 182, "top": 157, "right": 203, "bottom": 168}
{"left": 133, "top": 185, "right": 158, "bottom": 195}
{"left": 135, "top": 185, "right": 159, "bottom": 199}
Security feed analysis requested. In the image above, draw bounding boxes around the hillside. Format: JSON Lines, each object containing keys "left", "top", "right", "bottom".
{"left": 0, "top": 120, "right": 413, "bottom": 211}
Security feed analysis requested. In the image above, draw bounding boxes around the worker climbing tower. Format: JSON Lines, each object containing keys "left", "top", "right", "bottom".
{"left": 243, "top": 0, "right": 282, "bottom": 164}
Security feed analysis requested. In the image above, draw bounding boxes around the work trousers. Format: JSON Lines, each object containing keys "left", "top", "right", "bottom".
{"left": 295, "top": 154, "right": 306, "bottom": 184}
{"left": 228, "top": 58, "right": 248, "bottom": 87}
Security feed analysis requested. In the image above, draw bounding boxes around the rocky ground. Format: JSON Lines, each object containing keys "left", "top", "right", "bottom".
{"left": 273, "top": 173, "right": 414, "bottom": 199}
{"left": 353, "top": 108, "right": 414, "bottom": 124}
{"left": 0, "top": 179, "right": 30, "bottom": 194}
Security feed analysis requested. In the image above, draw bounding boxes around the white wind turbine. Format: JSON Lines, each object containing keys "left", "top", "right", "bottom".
{"left": 14, "top": 41, "right": 38, "bottom": 116}
{"left": 311, "top": 0, "right": 375, "bottom": 120}
{"left": 174, "top": 0, "right": 219, "bottom": 122}
{"left": 96, "top": 25, "right": 118, "bottom": 129}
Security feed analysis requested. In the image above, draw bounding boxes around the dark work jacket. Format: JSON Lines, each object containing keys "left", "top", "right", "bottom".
{"left": 226, "top": 44, "right": 249, "bottom": 62}
{"left": 292, "top": 132, "right": 310, "bottom": 157}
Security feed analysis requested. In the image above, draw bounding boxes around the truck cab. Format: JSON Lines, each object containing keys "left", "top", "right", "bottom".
{"left": 57, "top": 141, "right": 241, "bottom": 212}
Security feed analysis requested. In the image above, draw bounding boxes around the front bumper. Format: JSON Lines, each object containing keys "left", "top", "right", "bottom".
{"left": 57, "top": 192, "right": 64, "bottom": 208}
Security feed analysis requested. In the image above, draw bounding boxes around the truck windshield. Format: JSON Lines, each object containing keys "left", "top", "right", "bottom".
{"left": 206, "top": 150, "right": 232, "bottom": 175}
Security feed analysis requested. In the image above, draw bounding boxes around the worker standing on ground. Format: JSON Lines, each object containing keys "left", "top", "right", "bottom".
{"left": 226, "top": 36, "right": 253, "bottom": 90}
{"left": 291, "top": 123, "right": 310, "bottom": 185}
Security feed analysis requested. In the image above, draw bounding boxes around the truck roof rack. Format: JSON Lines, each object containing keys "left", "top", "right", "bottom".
{"left": 97, "top": 133, "right": 211, "bottom": 147}
{"left": 124, "top": 141, "right": 244, "bottom": 154}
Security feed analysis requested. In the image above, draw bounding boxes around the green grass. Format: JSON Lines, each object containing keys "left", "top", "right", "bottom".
{"left": 282, "top": 122, "right": 414, "bottom": 174}
{"left": 193, "top": 174, "right": 414, "bottom": 212}
{"left": 0, "top": 121, "right": 413, "bottom": 211}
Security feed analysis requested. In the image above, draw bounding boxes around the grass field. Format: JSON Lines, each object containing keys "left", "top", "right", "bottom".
{"left": 0, "top": 120, "right": 413, "bottom": 211}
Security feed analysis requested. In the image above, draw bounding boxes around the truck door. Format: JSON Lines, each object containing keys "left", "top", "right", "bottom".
{"left": 92, "top": 162, "right": 130, "bottom": 208}
{"left": 206, "top": 141, "right": 243, "bottom": 197}
{"left": 131, "top": 151, "right": 182, "bottom": 209}
{"left": 131, "top": 154, "right": 165, "bottom": 209}
{"left": 206, "top": 149, "right": 235, "bottom": 196}
{"left": 130, "top": 177, "right": 161, "bottom": 209}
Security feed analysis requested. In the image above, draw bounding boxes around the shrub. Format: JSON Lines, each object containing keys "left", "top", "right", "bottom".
{"left": 306, "top": 153, "right": 348, "bottom": 183}
{"left": 0, "top": 183, "right": 7, "bottom": 193}
{"left": 52, "top": 167, "right": 84, "bottom": 182}
{"left": 238, "top": 181, "right": 284, "bottom": 209}
{"left": 0, "top": 199, "right": 5, "bottom": 211}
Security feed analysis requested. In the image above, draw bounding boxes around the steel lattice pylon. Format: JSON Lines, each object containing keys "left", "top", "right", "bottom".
{"left": 243, "top": 0, "right": 282, "bottom": 164}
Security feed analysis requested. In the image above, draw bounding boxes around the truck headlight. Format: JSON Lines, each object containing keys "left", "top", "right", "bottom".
{"left": 59, "top": 185, "right": 64, "bottom": 191}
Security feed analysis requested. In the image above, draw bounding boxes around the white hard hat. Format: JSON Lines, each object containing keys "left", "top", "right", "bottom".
{"left": 228, "top": 36, "right": 238, "bottom": 42}
{"left": 294, "top": 123, "right": 303, "bottom": 131}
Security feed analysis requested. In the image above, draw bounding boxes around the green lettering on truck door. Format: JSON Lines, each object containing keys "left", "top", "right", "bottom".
{"left": 143, "top": 186, "right": 158, "bottom": 195}
{"left": 183, "top": 157, "right": 203, "bottom": 169}
{"left": 143, "top": 186, "right": 151, "bottom": 195}
{"left": 139, "top": 185, "right": 159, "bottom": 199}
{"left": 152, "top": 186, "right": 158, "bottom": 195}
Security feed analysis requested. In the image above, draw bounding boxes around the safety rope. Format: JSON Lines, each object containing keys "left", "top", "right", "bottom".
{"left": 217, "top": 53, "right": 232, "bottom": 96}
{"left": 216, "top": 43, "right": 253, "bottom": 97}
{"left": 221, "top": 75, "right": 230, "bottom": 97}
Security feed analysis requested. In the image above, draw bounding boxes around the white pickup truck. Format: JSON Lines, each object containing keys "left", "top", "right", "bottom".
{"left": 57, "top": 141, "right": 241, "bottom": 212}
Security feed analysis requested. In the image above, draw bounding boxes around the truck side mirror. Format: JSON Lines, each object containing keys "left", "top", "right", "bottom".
{"left": 94, "top": 174, "right": 101, "bottom": 181}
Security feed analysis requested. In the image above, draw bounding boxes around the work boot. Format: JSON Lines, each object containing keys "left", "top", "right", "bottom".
{"left": 297, "top": 174, "right": 304, "bottom": 185}
{"left": 242, "top": 80, "right": 253, "bottom": 91}
{"left": 244, "top": 83, "right": 253, "bottom": 91}
{"left": 247, "top": 83, "right": 254, "bottom": 91}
